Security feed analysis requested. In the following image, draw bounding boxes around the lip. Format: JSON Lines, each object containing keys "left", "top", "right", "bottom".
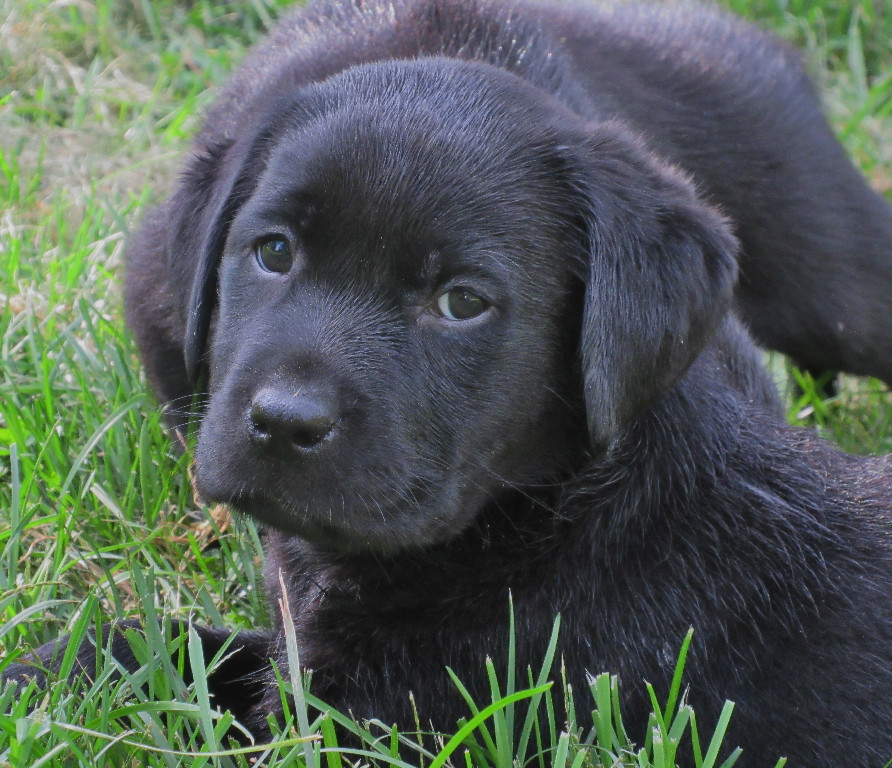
{"left": 196, "top": 472, "right": 417, "bottom": 553}
{"left": 237, "top": 499, "right": 425, "bottom": 555}
{"left": 233, "top": 497, "right": 353, "bottom": 548}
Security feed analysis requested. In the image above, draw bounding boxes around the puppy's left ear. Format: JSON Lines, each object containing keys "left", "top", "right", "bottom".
{"left": 568, "top": 123, "right": 739, "bottom": 448}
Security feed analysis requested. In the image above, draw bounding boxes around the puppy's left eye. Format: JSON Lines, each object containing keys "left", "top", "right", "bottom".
{"left": 255, "top": 237, "right": 293, "bottom": 273}
{"left": 435, "top": 288, "right": 489, "bottom": 321}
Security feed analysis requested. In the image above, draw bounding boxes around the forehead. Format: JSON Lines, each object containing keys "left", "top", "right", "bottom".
{"left": 266, "top": 122, "right": 541, "bottom": 244}
{"left": 237, "top": 63, "right": 570, "bottom": 276}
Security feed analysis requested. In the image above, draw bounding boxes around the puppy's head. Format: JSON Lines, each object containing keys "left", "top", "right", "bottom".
{"left": 180, "top": 59, "right": 737, "bottom": 553}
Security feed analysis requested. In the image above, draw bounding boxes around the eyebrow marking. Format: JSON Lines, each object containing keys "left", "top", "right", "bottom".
{"left": 422, "top": 250, "right": 443, "bottom": 282}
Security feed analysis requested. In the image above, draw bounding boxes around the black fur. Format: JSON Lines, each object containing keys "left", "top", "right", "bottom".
{"left": 7, "top": 1, "right": 892, "bottom": 765}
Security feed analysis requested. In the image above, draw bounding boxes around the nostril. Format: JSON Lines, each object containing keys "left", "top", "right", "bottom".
{"left": 248, "top": 406, "right": 273, "bottom": 442}
{"left": 290, "top": 415, "right": 336, "bottom": 448}
{"left": 249, "top": 387, "right": 339, "bottom": 452}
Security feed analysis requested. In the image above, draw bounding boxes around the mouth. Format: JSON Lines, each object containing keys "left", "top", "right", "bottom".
{"left": 232, "top": 496, "right": 372, "bottom": 552}
{"left": 194, "top": 466, "right": 469, "bottom": 555}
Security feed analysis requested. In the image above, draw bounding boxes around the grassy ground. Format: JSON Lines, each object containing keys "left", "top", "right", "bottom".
{"left": 1, "top": 0, "right": 890, "bottom": 765}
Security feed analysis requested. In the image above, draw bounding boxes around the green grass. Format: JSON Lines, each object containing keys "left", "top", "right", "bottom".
{"left": 1, "top": 0, "right": 890, "bottom": 765}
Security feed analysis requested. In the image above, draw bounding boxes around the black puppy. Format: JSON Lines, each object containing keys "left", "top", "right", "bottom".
{"left": 8, "top": 1, "right": 892, "bottom": 765}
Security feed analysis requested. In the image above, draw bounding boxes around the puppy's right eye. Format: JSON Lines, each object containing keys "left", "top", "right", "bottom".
{"left": 255, "top": 237, "right": 293, "bottom": 273}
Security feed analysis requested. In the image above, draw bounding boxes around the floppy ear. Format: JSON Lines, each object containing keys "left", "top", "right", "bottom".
{"left": 568, "top": 123, "right": 739, "bottom": 448}
{"left": 165, "top": 100, "right": 308, "bottom": 386}
{"left": 123, "top": 136, "right": 262, "bottom": 438}
{"left": 165, "top": 139, "right": 266, "bottom": 387}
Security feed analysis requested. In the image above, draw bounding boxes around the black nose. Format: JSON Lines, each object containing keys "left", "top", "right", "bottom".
{"left": 248, "top": 386, "right": 340, "bottom": 451}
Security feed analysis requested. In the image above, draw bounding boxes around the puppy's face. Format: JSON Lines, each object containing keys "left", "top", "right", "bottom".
{"left": 190, "top": 59, "right": 738, "bottom": 554}
{"left": 193, "top": 62, "right": 587, "bottom": 553}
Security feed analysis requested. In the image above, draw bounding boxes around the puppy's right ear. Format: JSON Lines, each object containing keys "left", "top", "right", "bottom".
{"left": 566, "top": 123, "right": 739, "bottom": 449}
{"left": 165, "top": 92, "right": 318, "bottom": 387}
{"left": 166, "top": 136, "right": 268, "bottom": 387}
{"left": 124, "top": 135, "right": 262, "bottom": 435}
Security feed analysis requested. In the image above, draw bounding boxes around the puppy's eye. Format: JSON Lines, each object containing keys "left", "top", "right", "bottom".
{"left": 255, "top": 237, "right": 293, "bottom": 273}
{"left": 435, "top": 288, "right": 489, "bottom": 321}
